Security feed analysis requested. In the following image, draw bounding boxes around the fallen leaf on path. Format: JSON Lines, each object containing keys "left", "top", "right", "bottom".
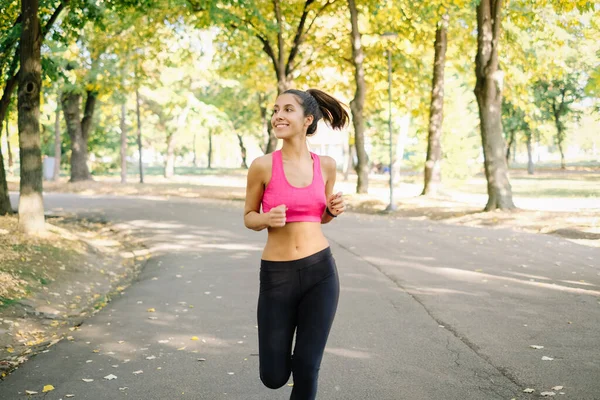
{"left": 523, "top": 388, "right": 535, "bottom": 393}
{"left": 197, "top": 358, "right": 206, "bottom": 362}
{"left": 158, "top": 340, "right": 169, "bottom": 344}
{"left": 542, "top": 356, "right": 554, "bottom": 361}
{"left": 191, "top": 336, "right": 199, "bottom": 341}
{"left": 552, "top": 386, "right": 564, "bottom": 390}
{"left": 177, "top": 347, "right": 186, "bottom": 351}
{"left": 147, "top": 308, "right": 156, "bottom": 312}
{"left": 148, "top": 316, "right": 158, "bottom": 320}
{"left": 42, "top": 385, "right": 55, "bottom": 392}
{"left": 65, "top": 395, "right": 75, "bottom": 398}
{"left": 25, "top": 390, "right": 38, "bottom": 395}
{"left": 82, "top": 378, "right": 94, "bottom": 382}
{"left": 133, "top": 370, "right": 143, "bottom": 375}
{"left": 530, "top": 345, "right": 544, "bottom": 349}
{"left": 146, "top": 356, "right": 156, "bottom": 360}
{"left": 228, "top": 372, "right": 234, "bottom": 375}
{"left": 104, "top": 374, "right": 117, "bottom": 380}
{"left": 119, "top": 387, "right": 128, "bottom": 391}
{"left": 541, "top": 392, "right": 556, "bottom": 396}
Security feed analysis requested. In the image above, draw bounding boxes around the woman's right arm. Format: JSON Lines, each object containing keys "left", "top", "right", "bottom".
{"left": 244, "top": 157, "right": 270, "bottom": 231}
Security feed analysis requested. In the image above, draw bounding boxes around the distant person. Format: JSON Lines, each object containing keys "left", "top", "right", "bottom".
{"left": 243, "top": 88, "right": 349, "bottom": 399}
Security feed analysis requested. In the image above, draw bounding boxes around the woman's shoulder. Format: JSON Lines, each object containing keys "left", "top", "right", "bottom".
{"left": 250, "top": 153, "right": 274, "bottom": 170}
{"left": 317, "top": 154, "right": 336, "bottom": 170}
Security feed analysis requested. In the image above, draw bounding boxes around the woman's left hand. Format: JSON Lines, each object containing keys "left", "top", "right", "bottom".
{"left": 327, "top": 192, "right": 345, "bottom": 217}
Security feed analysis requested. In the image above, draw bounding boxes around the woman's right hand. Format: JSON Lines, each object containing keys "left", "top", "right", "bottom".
{"left": 267, "top": 204, "right": 287, "bottom": 228}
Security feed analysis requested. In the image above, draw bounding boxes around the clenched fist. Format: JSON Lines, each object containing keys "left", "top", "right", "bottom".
{"left": 327, "top": 192, "right": 345, "bottom": 217}
{"left": 267, "top": 204, "right": 287, "bottom": 228}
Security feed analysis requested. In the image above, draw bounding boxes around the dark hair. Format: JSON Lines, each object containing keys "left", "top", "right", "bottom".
{"left": 283, "top": 89, "right": 349, "bottom": 136}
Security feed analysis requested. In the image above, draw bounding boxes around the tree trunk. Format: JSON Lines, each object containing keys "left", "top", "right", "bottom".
{"left": 265, "top": 123, "right": 278, "bottom": 154}
{"left": 5, "top": 112, "right": 14, "bottom": 173}
{"left": 348, "top": 0, "right": 369, "bottom": 194}
{"left": 474, "top": 0, "right": 515, "bottom": 211}
{"left": 342, "top": 136, "right": 350, "bottom": 181}
{"left": 62, "top": 93, "right": 93, "bottom": 182}
{"left": 53, "top": 96, "right": 61, "bottom": 180}
{"left": 164, "top": 132, "right": 175, "bottom": 178}
{"left": 505, "top": 129, "right": 515, "bottom": 164}
{"left": 259, "top": 93, "right": 278, "bottom": 154}
{"left": 526, "top": 132, "right": 534, "bottom": 175}
{"left": 557, "top": 136, "right": 566, "bottom": 170}
{"left": 163, "top": 105, "right": 189, "bottom": 178}
{"left": 0, "top": 70, "right": 19, "bottom": 132}
{"left": 0, "top": 1, "right": 65, "bottom": 130}
{"left": 207, "top": 129, "right": 213, "bottom": 169}
{"left": 553, "top": 109, "right": 566, "bottom": 170}
{"left": 237, "top": 133, "right": 248, "bottom": 169}
{"left": 18, "top": 0, "right": 45, "bottom": 234}
{"left": 193, "top": 132, "right": 198, "bottom": 167}
{"left": 120, "top": 100, "right": 127, "bottom": 183}
{"left": 422, "top": 14, "right": 448, "bottom": 196}
{"left": 135, "top": 87, "right": 144, "bottom": 183}
{"left": 0, "top": 119, "right": 11, "bottom": 215}
{"left": 394, "top": 114, "right": 409, "bottom": 184}
{"left": 258, "top": 94, "right": 269, "bottom": 154}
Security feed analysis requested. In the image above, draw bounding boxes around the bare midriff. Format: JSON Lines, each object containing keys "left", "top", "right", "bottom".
{"left": 262, "top": 222, "right": 329, "bottom": 261}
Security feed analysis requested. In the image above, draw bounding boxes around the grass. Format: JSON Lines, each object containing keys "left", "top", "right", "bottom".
{"left": 445, "top": 172, "right": 600, "bottom": 199}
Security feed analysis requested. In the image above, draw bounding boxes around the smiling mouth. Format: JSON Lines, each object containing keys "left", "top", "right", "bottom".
{"left": 274, "top": 124, "right": 289, "bottom": 128}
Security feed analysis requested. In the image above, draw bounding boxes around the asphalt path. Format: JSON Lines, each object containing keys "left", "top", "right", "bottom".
{"left": 1, "top": 193, "right": 598, "bottom": 400}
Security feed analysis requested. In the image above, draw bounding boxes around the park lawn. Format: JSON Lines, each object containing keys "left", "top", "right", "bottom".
{"left": 447, "top": 170, "right": 600, "bottom": 199}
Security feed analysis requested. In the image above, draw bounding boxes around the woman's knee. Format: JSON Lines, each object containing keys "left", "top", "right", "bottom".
{"left": 260, "top": 368, "right": 291, "bottom": 389}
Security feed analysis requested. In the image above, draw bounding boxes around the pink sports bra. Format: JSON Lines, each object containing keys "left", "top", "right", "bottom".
{"left": 261, "top": 150, "right": 326, "bottom": 223}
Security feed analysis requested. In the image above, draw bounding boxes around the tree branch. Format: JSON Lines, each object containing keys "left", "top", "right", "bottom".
{"left": 42, "top": 0, "right": 69, "bottom": 38}
{"left": 490, "top": 0, "right": 503, "bottom": 71}
{"left": 0, "top": 0, "right": 68, "bottom": 125}
{"left": 285, "top": 0, "right": 319, "bottom": 76}
{"left": 273, "top": 0, "right": 285, "bottom": 81}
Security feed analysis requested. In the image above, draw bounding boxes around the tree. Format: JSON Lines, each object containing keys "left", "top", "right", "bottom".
{"left": 18, "top": 0, "right": 45, "bottom": 233}
{"left": 61, "top": 86, "right": 96, "bottom": 181}
{"left": 348, "top": 0, "right": 369, "bottom": 194}
{"left": 0, "top": 1, "right": 67, "bottom": 210}
{"left": 202, "top": 0, "right": 337, "bottom": 154}
{"left": 502, "top": 100, "right": 535, "bottom": 174}
{"left": 474, "top": 0, "right": 515, "bottom": 211}
{"left": 53, "top": 95, "right": 61, "bottom": 180}
{"left": 533, "top": 76, "right": 585, "bottom": 169}
{"left": 0, "top": 118, "right": 11, "bottom": 215}
{"left": 422, "top": 13, "right": 449, "bottom": 196}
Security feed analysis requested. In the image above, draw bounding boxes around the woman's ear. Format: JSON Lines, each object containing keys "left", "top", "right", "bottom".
{"left": 304, "top": 114, "right": 314, "bottom": 128}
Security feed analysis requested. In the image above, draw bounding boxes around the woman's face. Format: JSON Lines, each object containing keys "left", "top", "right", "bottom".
{"left": 271, "top": 94, "right": 313, "bottom": 139}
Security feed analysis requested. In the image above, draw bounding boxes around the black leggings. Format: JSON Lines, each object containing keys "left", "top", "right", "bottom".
{"left": 257, "top": 247, "right": 339, "bottom": 400}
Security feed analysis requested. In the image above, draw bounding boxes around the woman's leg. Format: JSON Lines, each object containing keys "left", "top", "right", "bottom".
{"left": 257, "top": 269, "right": 298, "bottom": 389}
{"left": 291, "top": 257, "right": 340, "bottom": 400}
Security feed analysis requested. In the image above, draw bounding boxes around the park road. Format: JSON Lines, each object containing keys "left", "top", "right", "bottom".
{"left": 1, "top": 192, "right": 599, "bottom": 400}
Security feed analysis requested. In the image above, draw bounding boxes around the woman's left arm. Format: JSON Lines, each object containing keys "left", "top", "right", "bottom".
{"left": 321, "top": 156, "right": 345, "bottom": 224}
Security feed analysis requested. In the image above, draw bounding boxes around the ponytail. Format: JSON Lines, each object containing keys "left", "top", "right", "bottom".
{"left": 283, "top": 89, "right": 349, "bottom": 136}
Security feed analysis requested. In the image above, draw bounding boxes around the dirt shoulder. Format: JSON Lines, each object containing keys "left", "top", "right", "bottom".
{"left": 0, "top": 214, "right": 149, "bottom": 378}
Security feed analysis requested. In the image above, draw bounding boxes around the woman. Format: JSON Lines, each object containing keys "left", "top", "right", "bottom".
{"left": 244, "top": 88, "right": 349, "bottom": 399}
